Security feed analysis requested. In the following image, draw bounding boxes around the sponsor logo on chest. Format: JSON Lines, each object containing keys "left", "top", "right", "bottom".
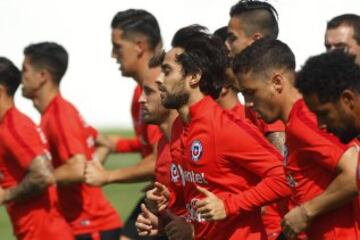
{"left": 170, "top": 163, "right": 207, "bottom": 186}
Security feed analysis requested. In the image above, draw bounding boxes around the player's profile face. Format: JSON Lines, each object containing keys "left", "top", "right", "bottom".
{"left": 111, "top": 28, "right": 138, "bottom": 77}
{"left": 139, "top": 78, "right": 169, "bottom": 124}
{"left": 21, "top": 57, "right": 42, "bottom": 99}
{"left": 305, "top": 93, "right": 357, "bottom": 143}
{"left": 238, "top": 71, "right": 280, "bottom": 123}
{"left": 227, "top": 17, "right": 253, "bottom": 57}
{"left": 157, "top": 48, "right": 189, "bottom": 109}
{"left": 325, "top": 25, "right": 360, "bottom": 65}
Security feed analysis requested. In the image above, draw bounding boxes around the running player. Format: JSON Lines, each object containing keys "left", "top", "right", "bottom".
{"left": 0, "top": 57, "right": 72, "bottom": 240}
{"left": 145, "top": 25, "right": 290, "bottom": 240}
{"left": 233, "top": 38, "right": 360, "bottom": 239}
{"left": 21, "top": 42, "right": 122, "bottom": 240}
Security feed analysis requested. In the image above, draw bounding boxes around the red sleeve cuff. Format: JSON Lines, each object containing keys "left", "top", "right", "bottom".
{"left": 115, "top": 138, "right": 142, "bottom": 153}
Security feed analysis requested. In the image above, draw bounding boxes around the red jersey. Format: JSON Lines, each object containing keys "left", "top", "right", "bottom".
{"left": 170, "top": 96, "right": 290, "bottom": 240}
{"left": 155, "top": 134, "right": 171, "bottom": 186}
{"left": 245, "top": 107, "right": 285, "bottom": 135}
{"left": 230, "top": 101, "right": 286, "bottom": 240}
{"left": 40, "top": 94, "right": 122, "bottom": 235}
{"left": 115, "top": 85, "right": 161, "bottom": 157}
{"left": 156, "top": 133, "right": 187, "bottom": 217}
{"left": 229, "top": 101, "right": 245, "bottom": 119}
{"left": 0, "top": 107, "right": 72, "bottom": 240}
{"left": 285, "top": 99, "right": 360, "bottom": 239}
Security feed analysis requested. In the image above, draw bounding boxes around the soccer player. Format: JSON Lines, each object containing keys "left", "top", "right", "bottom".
{"left": 21, "top": 42, "right": 122, "bottom": 240}
{"left": 325, "top": 14, "right": 360, "bottom": 65}
{"left": 150, "top": 24, "right": 290, "bottom": 240}
{"left": 227, "top": 2, "right": 288, "bottom": 238}
{"left": 0, "top": 57, "right": 72, "bottom": 240}
{"left": 213, "top": 26, "right": 245, "bottom": 118}
{"left": 86, "top": 10, "right": 163, "bottom": 240}
{"left": 233, "top": 38, "right": 360, "bottom": 239}
{"left": 295, "top": 50, "right": 360, "bottom": 185}
{"left": 227, "top": 0, "right": 286, "bottom": 155}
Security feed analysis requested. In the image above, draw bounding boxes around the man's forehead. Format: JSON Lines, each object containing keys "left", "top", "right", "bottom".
{"left": 326, "top": 25, "right": 354, "bottom": 42}
{"left": 165, "top": 47, "right": 183, "bottom": 60}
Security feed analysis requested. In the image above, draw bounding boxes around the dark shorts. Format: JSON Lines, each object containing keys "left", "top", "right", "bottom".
{"left": 75, "top": 227, "right": 122, "bottom": 240}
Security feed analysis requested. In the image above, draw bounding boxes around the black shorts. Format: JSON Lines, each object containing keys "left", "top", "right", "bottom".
{"left": 75, "top": 227, "right": 122, "bottom": 240}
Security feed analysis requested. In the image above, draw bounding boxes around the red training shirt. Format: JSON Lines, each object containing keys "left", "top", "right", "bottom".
{"left": 170, "top": 96, "right": 290, "bottom": 240}
{"left": 285, "top": 99, "right": 360, "bottom": 239}
{"left": 40, "top": 93, "right": 122, "bottom": 235}
{"left": 0, "top": 107, "right": 72, "bottom": 240}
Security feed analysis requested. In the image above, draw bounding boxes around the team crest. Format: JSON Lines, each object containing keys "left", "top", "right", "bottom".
{"left": 191, "top": 140, "right": 203, "bottom": 161}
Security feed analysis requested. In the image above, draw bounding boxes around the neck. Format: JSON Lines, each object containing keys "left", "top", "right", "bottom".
{"left": 133, "top": 53, "right": 158, "bottom": 85}
{"left": 160, "top": 110, "right": 178, "bottom": 141}
{"left": 281, "top": 86, "right": 302, "bottom": 123}
{"left": 0, "top": 97, "right": 14, "bottom": 121}
{"left": 33, "top": 85, "right": 60, "bottom": 114}
{"left": 178, "top": 89, "right": 204, "bottom": 124}
{"left": 217, "top": 89, "right": 239, "bottom": 110}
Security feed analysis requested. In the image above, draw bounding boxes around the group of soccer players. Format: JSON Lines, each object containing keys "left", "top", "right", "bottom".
{"left": 1, "top": 0, "right": 360, "bottom": 239}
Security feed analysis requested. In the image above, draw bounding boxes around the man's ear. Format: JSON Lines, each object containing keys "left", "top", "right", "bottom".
{"left": 135, "top": 39, "right": 147, "bottom": 58}
{"left": 340, "top": 89, "right": 357, "bottom": 110}
{"left": 271, "top": 72, "right": 285, "bottom": 94}
{"left": 252, "top": 32, "right": 263, "bottom": 41}
{"left": 189, "top": 72, "right": 202, "bottom": 87}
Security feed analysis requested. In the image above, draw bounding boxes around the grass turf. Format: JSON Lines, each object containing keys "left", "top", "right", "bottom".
{"left": 0, "top": 129, "right": 149, "bottom": 239}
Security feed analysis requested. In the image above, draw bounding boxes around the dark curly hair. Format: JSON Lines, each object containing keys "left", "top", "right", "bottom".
{"left": 296, "top": 49, "right": 360, "bottom": 103}
{"left": 171, "top": 25, "right": 228, "bottom": 99}
{"left": 230, "top": 0, "right": 279, "bottom": 40}
{"left": 0, "top": 57, "right": 21, "bottom": 96}
{"left": 232, "top": 38, "right": 295, "bottom": 77}
{"left": 111, "top": 9, "right": 162, "bottom": 52}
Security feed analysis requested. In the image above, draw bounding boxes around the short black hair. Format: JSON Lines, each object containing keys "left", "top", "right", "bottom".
{"left": 230, "top": 0, "right": 279, "bottom": 39}
{"left": 296, "top": 49, "right": 360, "bottom": 103}
{"left": 24, "top": 42, "right": 68, "bottom": 85}
{"left": 0, "top": 57, "right": 21, "bottom": 96}
{"left": 327, "top": 14, "right": 360, "bottom": 45}
{"left": 213, "top": 26, "right": 228, "bottom": 43}
{"left": 111, "top": 9, "right": 162, "bottom": 51}
{"left": 171, "top": 25, "right": 228, "bottom": 99}
{"left": 232, "top": 38, "right": 295, "bottom": 77}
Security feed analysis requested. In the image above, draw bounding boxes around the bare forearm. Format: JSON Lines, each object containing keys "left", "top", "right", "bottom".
{"left": 4, "top": 155, "right": 55, "bottom": 203}
{"left": 107, "top": 156, "right": 156, "bottom": 184}
{"left": 303, "top": 170, "right": 357, "bottom": 219}
{"left": 266, "top": 131, "right": 286, "bottom": 156}
{"left": 96, "top": 146, "right": 111, "bottom": 164}
{"left": 54, "top": 154, "right": 86, "bottom": 184}
{"left": 303, "top": 147, "right": 358, "bottom": 219}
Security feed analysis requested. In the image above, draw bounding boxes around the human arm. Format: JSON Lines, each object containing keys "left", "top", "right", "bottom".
{"left": 281, "top": 146, "right": 358, "bottom": 239}
{"left": 0, "top": 154, "right": 55, "bottom": 204}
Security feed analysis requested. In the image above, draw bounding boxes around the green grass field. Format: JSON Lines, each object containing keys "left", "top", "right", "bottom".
{"left": 0, "top": 129, "right": 149, "bottom": 239}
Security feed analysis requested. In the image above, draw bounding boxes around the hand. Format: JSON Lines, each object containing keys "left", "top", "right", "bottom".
{"left": 195, "top": 186, "right": 227, "bottom": 221}
{"left": 145, "top": 182, "right": 170, "bottom": 214}
{"left": 164, "top": 211, "right": 194, "bottom": 240}
{"left": 281, "top": 205, "right": 312, "bottom": 239}
{"left": 84, "top": 160, "right": 109, "bottom": 186}
{"left": 135, "top": 203, "right": 160, "bottom": 237}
